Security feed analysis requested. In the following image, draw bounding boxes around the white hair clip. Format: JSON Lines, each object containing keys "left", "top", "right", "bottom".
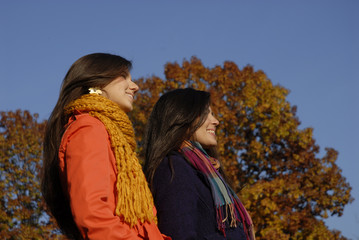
{"left": 89, "top": 87, "right": 102, "bottom": 95}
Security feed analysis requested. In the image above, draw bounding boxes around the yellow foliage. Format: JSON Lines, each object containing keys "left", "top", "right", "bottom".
{"left": 131, "top": 57, "right": 353, "bottom": 240}
{"left": 0, "top": 110, "right": 63, "bottom": 239}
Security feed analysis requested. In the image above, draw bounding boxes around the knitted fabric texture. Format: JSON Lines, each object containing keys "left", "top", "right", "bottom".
{"left": 180, "top": 140, "right": 255, "bottom": 240}
{"left": 64, "top": 94, "right": 156, "bottom": 227}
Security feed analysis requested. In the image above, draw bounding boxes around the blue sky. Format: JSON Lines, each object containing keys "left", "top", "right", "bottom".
{"left": 1, "top": 1, "right": 358, "bottom": 238}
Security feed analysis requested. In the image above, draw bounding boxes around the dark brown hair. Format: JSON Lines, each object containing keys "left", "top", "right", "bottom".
{"left": 41, "top": 53, "right": 132, "bottom": 239}
{"left": 143, "top": 88, "right": 217, "bottom": 188}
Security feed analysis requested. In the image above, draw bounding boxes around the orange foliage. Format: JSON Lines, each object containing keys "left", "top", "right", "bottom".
{"left": 0, "top": 57, "right": 353, "bottom": 239}
{"left": 130, "top": 57, "right": 353, "bottom": 240}
{"left": 0, "top": 110, "right": 63, "bottom": 239}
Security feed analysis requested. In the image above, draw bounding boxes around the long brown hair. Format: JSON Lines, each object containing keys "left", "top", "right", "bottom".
{"left": 41, "top": 53, "right": 132, "bottom": 239}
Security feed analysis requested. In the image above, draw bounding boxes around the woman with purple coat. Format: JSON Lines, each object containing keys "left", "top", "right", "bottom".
{"left": 143, "top": 88, "right": 256, "bottom": 240}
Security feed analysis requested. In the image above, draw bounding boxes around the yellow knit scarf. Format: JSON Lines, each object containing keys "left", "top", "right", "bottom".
{"left": 64, "top": 94, "right": 156, "bottom": 227}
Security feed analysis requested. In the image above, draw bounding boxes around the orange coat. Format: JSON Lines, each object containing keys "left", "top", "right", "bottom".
{"left": 58, "top": 113, "right": 170, "bottom": 240}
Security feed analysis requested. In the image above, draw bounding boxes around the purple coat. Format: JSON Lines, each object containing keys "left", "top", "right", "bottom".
{"left": 152, "top": 151, "right": 247, "bottom": 240}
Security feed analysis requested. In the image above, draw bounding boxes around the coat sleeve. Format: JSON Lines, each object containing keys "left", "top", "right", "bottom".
{"left": 152, "top": 153, "right": 220, "bottom": 240}
{"left": 62, "top": 116, "right": 142, "bottom": 239}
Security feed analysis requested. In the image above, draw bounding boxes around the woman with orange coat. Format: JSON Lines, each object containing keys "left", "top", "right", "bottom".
{"left": 41, "top": 53, "right": 170, "bottom": 240}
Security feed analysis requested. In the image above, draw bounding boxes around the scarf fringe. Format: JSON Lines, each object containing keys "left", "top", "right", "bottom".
{"left": 65, "top": 94, "right": 156, "bottom": 227}
{"left": 180, "top": 140, "right": 255, "bottom": 240}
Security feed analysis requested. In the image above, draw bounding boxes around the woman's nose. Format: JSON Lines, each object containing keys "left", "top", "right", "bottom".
{"left": 212, "top": 116, "right": 219, "bottom": 126}
{"left": 130, "top": 80, "right": 139, "bottom": 93}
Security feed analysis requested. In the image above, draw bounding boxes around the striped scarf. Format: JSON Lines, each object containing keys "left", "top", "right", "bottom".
{"left": 180, "top": 140, "right": 255, "bottom": 240}
{"left": 64, "top": 94, "right": 156, "bottom": 227}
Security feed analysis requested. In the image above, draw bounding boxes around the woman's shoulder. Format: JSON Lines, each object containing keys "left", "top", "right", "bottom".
{"left": 70, "top": 113, "right": 103, "bottom": 127}
{"left": 161, "top": 151, "right": 193, "bottom": 172}
{"left": 154, "top": 151, "right": 198, "bottom": 186}
{"left": 60, "top": 113, "right": 108, "bottom": 149}
{"left": 163, "top": 150, "right": 184, "bottom": 162}
{"left": 65, "top": 113, "right": 106, "bottom": 134}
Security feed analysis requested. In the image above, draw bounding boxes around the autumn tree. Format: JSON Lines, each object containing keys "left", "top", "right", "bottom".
{"left": 0, "top": 110, "right": 62, "bottom": 239}
{"left": 130, "top": 57, "right": 353, "bottom": 240}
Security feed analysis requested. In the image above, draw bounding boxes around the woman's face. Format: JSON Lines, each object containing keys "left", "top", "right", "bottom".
{"left": 193, "top": 107, "right": 219, "bottom": 148}
{"left": 101, "top": 74, "right": 139, "bottom": 112}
